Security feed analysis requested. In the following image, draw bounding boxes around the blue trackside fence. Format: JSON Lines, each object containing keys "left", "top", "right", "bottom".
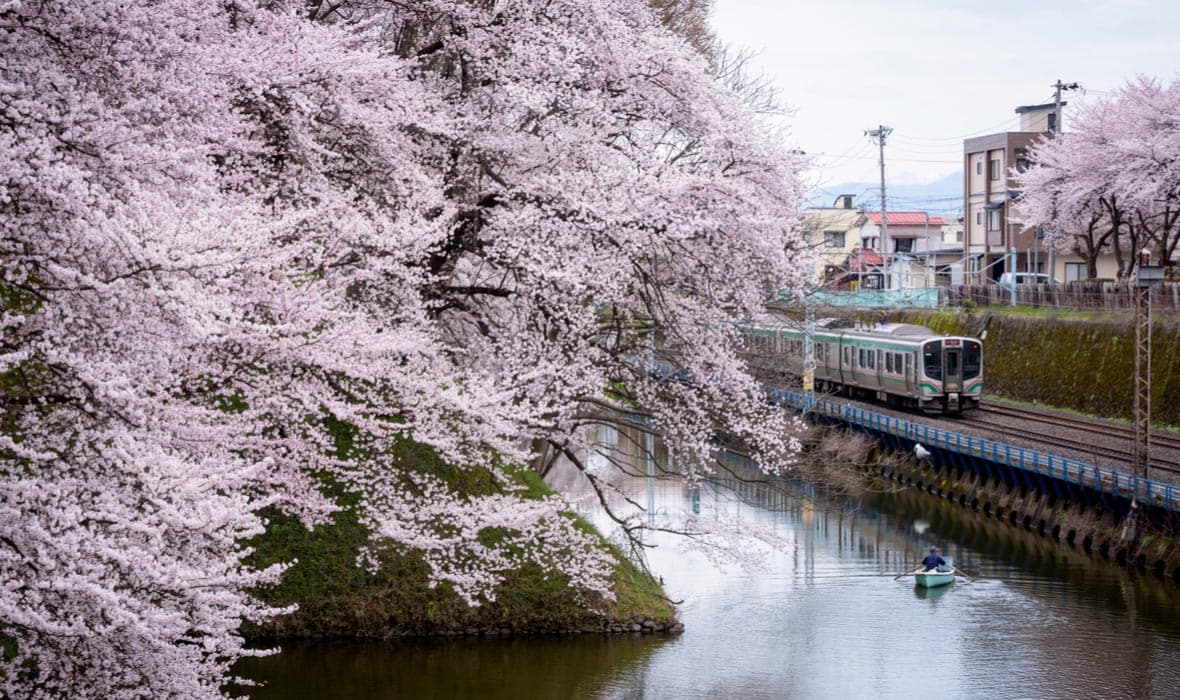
{"left": 768, "top": 387, "right": 1180, "bottom": 515}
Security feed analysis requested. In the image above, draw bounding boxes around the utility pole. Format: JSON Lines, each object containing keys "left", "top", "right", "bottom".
{"left": 803, "top": 294, "right": 816, "bottom": 411}
{"left": 1051, "top": 80, "right": 1080, "bottom": 132}
{"left": 866, "top": 125, "right": 893, "bottom": 286}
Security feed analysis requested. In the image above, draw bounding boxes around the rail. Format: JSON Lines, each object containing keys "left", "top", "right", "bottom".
{"left": 768, "top": 387, "right": 1180, "bottom": 513}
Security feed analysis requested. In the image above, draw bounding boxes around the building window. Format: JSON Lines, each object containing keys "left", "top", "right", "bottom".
{"left": 976, "top": 212, "right": 982, "bottom": 226}
{"left": 989, "top": 158, "right": 1001, "bottom": 180}
{"left": 955, "top": 230, "right": 963, "bottom": 243}
{"left": 1048, "top": 113, "right": 1057, "bottom": 131}
{"left": 894, "top": 238, "right": 913, "bottom": 253}
{"left": 975, "top": 161, "right": 982, "bottom": 175}
{"left": 823, "top": 230, "right": 845, "bottom": 248}
{"left": 1065, "top": 262, "right": 1086, "bottom": 283}
{"left": 987, "top": 209, "right": 1001, "bottom": 232}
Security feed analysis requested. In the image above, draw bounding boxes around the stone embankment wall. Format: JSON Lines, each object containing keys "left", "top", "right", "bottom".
{"left": 895, "top": 310, "right": 1180, "bottom": 426}
{"left": 871, "top": 447, "right": 1180, "bottom": 585}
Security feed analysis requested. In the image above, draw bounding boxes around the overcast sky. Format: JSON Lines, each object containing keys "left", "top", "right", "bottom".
{"left": 710, "top": 0, "right": 1180, "bottom": 198}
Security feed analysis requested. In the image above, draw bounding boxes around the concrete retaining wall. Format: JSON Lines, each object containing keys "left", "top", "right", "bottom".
{"left": 871, "top": 445, "right": 1180, "bottom": 584}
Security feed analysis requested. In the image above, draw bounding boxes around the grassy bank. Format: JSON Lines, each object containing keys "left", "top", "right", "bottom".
{"left": 896, "top": 307, "right": 1180, "bottom": 427}
{"left": 244, "top": 434, "right": 673, "bottom": 640}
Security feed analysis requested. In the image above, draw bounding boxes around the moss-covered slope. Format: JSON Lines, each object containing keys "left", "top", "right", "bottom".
{"left": 244, "top": 436, "right": 674, "bottom": 639}
{"left": 896, "top": 308, "right": 1180, "bottom": 426}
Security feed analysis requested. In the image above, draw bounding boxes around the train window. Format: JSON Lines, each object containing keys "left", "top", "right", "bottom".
{"left": 923, "top": 341, "right": 942, "bottom": 380}
{"left": 964, "top": 341, "right": 981, "bottom": 379}
{"left": 905, "top": 354, "right": 912, "bottom": 377}
{"left": 858, "top": 348, "right": 865, "bottom": 368}
{"left": 886, "top": 353, "right": 893, "bottom": 373}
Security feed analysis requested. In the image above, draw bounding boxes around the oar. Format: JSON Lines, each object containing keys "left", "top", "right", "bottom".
{"left": 893, "top": 566, "right": 922, "bottom": 580}
{"left": 953, "top": 567, "right": 977, "bottom": 582}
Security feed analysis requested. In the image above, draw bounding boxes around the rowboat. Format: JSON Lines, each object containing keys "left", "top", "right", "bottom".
{"left": 914, "top": 562, "right": 956, "bottom": 588}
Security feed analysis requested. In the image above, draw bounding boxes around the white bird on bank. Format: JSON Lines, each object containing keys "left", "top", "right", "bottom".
{"left": 914, "top": 443, "right": 931, "bottom": 460}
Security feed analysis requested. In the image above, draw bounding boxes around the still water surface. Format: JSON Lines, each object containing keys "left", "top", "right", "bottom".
{"left": 242, "top": 435, "right": 1180, "bottom": 699}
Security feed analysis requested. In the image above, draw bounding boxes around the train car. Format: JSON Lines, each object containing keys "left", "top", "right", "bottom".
{"left": 741, "top": 319, "right": 983, "bottom": 415}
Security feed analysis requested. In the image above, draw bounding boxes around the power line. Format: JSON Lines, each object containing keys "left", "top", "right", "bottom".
{"left": 809, "top": 151, "right": 961, "bottom": 165}
{"left": 888, "top": 115, "right": 1023, "bottom": 143}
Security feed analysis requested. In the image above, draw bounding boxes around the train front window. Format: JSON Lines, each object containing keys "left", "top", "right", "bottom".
{"left": 964, "top": 342, "right": 981, "bottom": 379}
{"left": 923, "top": 341, "right": 942, "bottom": 380}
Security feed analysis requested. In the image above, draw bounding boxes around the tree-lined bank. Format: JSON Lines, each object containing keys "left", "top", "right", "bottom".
{"left": 2, "top": 1, "right": 811, "bottom": 697}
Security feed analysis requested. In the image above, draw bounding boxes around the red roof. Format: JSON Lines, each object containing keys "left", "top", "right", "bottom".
{"left": 865, "top": 212, "right": 948, "bottom": 227}
{"left": 846, "top": 247, "right": 883, "bottom": 271}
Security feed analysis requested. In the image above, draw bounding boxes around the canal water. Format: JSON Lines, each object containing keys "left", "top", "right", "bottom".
{"left": 241, "top": 427, "right": 1180, "bottom": 699}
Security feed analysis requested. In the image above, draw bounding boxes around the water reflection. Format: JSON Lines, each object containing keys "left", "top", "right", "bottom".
{"left": 244, "top": 424, "right": 1180, "bottom": 699}
{"left": 913, "top": 583, "right": 952, "bottom": 602}
{"left": 237, "top": 635, "right": 670, "bottom": 700}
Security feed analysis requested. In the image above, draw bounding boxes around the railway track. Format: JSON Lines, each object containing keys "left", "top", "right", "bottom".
{"left": 973, "top": 403, "right": 1180, "bottom": 475}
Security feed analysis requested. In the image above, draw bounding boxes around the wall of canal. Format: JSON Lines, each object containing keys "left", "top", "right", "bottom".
{"left": 789, "top": 393, "right": 1180, "bottom": 586}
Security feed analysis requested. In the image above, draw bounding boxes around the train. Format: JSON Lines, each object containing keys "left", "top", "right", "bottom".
{"left": 740, "top": 318, "right": 983, "bottom": 415}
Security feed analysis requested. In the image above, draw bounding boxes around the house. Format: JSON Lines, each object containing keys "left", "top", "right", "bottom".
{"left": 821, "top": 247, "right": 885, "bottom": 290}
{"left": 859, "top": 211, "right": 948, "bottom": 255}
{"left": 857, "top": 211, "right": 951, "bottom": 288}
{"left": 800, "top": 194, "right": 865, "bottom": 284}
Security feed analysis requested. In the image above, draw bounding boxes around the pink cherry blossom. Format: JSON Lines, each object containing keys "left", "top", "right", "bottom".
{"left": 1017, "top": 77, "right": 1180, "bottom": 278}
{"left": 2, "top": 1, "right": 809, "bottom": 696}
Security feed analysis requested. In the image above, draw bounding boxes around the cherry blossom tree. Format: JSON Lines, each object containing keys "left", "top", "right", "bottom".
{"left": 2, "top": 1, "right": 809, "bottom": 696}
{"left": 1017, "top": 78, "right": 1180, "bottom": 278}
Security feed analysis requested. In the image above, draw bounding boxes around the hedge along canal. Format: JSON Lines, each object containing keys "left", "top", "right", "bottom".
{"left": 239, "top": 425, "right": 1180, "bottom": 699}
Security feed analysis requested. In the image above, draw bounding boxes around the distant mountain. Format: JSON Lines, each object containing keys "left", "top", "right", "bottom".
{"left": 808, "top": 172, "right": 963, "bottom": 219}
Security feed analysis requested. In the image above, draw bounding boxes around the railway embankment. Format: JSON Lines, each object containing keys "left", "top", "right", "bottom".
{"left": 869, "top": 444, "right": 1180, "bottom": 585}
{"left": 847, "top": 308, "right": 1180, "bottom": 582}
{"left": 894, "top": 308, "right": 1180, "bottom": 427}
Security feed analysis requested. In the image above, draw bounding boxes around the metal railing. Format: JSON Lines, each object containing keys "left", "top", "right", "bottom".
{"left": 768, "top": 387, "right": 1180, "bottom": 513}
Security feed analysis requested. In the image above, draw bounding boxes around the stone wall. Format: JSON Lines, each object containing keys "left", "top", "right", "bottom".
{"left": 871, "top": 445, "right": 1180, "bottom": 585}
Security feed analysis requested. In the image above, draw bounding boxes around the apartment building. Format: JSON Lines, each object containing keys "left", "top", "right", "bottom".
{"left": 962, "top": 103, "right": 1057, "bottom": 283}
